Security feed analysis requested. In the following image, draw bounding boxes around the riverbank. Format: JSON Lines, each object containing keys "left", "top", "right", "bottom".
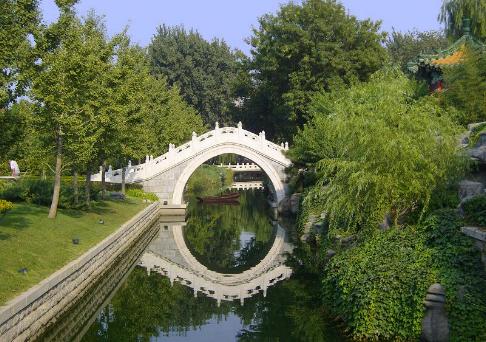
{"left": 0, "top": 198, "right": 149, "bottom": 305}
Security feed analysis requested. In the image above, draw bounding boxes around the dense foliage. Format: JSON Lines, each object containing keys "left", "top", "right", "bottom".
{"left": 462, "top": 194, "right": 486, "bottom": 226}
{"left": 322, "top": 210, "right": 486, "bottom": 341}
{"left": 442, "top": 48, "right": 486, "bottom": 125}
{"left": 149, "top": 25, "right": 241, "bottom": 126}
{"left": 241, "top": 0, "right": 387, "bottom": 140}
{"left": 289, "top": 69, "right": 466, "bottom": 233}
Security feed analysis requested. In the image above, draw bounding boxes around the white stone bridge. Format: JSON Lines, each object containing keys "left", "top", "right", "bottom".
{"left": 138, "top": 220, "right": 293, "bottom": 306}
{"left": 91, "top": 122, "right": 292, "bottom": 204}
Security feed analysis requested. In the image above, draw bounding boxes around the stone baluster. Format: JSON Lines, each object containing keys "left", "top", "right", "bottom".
{"left": 192, "top": 132, "right": 197, "bottom": 150}
{"left": 107, "top": 165, "right": 113, "bottom": 176}
{"left": 237, "top": 121, "right": 243, "bottom": 136}
{"left": 145, "top": 155, "right": 149, "bottom": 164}
{"left": 284, "top": 142, "right": 289, "bottom": 150}
{"left": 150, "top": 155, "right": 153, "bottom": 161}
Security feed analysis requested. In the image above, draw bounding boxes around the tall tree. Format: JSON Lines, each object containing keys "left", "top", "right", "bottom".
{"left": 243, "top": 0, "right": 387, "bottom": 140}
{"left": 32, "top": 3, "right": 114, "bottom": 217}
{"left": 148, "top": 25, "right": 240, "bottom": 126}
{"left": 385, "top": 29, "right": 449, "bottom": 72}
{"left": 439, "top": 0, "right": 486, "bottom": 39}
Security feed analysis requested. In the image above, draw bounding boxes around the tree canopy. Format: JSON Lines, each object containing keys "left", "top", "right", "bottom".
{"left": 241, "top": 0, "right": 387, "bottom": 140}
{"left": 148, "top": 25, "right": 241, "bottom": 126}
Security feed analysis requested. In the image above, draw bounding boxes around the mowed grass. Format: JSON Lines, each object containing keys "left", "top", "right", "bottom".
{"left": 0, "top": 199, "right": 149, "bottom": 305}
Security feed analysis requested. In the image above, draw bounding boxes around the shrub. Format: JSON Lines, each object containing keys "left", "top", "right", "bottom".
{"left": 125, "top": 189, "right": 158, "bottom": 202}
{"left": 322, "top": 227, "right": 433, "bottom": 341}
{"left": 462, "top": 195, "right": 486, "bottom": 226}
{"left": 322, "top": 210, "right": 486, "bottom": 341}
{"left": 0, "top": 199, "right": 13, "bottom": 216}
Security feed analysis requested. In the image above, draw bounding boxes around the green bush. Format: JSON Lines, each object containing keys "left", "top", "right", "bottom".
{"left": 0, "top": 199, "right": 13, "bottom": 215}
{"left": 125, "top": 189, "right": 158, "bottom": 202}
{"left": 322, "top": 209, "right": 486, "bottom": 341}
{"left": 0, "top": 178, "right": 102, "bottom": 209}
{"left": 462, "top": 195, "right": 486, "bottom": 226}
{"left": 322, "top": 227, "right": 433, "bottom": 341}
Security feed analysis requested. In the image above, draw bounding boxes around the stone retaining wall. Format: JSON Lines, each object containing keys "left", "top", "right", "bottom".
{"left": 0, "top": 202, "right": 160, "bottom": 341}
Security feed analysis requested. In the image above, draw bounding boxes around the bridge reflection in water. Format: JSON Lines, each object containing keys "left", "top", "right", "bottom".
{"left": 140, "top": 219, "right": 293, "bottom": 306}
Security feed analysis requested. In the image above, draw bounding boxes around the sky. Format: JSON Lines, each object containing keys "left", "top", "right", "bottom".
{"left": 39, "top": 0, "right": 444, "bottom": 55}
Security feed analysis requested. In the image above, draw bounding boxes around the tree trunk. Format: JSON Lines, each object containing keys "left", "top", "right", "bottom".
{"left": 85, "top": 170, "right": 92, "bottom": 208}
{"left": 73, "top": 170, "right": 78, "bottom": 205}
{"left": 101, "top": 161, "right": 106, "bottom": 200}
{"left": 48, "top": 132, "right": 63, "bottom": 219}
{"left": 121, "top": 166, "right": 126, "bottom": 194}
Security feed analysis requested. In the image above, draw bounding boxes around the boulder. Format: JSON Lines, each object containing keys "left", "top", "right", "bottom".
{"left": 109, "top": 192, "right": 126, "bottom": 200}
{"left": 277, "top": 197, "right": 291, "bottom": 214}
{"left": 458, "top": 180, "right": 484, "bottom": 201}
{"left": 289, "top": 193, "right": 301, "bottom": 215}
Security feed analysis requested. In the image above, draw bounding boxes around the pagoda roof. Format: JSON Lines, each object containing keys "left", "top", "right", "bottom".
{"left": 407, "top": 19, "right": 485, "bottom": 73}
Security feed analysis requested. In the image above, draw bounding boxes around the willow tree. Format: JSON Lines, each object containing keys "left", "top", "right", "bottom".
{"left": 289, "top": 68, "right": 467, "bottom": 233}
{"left": 439, "top": 0, "right": 486, "bottom": 39}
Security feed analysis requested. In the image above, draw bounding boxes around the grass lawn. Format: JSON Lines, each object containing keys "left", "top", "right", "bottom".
{"left": 0, "top": 198, "right": 149, "bottom": 305}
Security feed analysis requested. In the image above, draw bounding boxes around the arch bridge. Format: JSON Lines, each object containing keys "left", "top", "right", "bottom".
{"left": 92, "top": 122, "right": 292, "bottom": 205}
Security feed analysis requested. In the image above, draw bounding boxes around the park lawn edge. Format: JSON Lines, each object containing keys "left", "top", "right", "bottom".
{"left": 0, "top": 198, "right": 151, "bottom": 305}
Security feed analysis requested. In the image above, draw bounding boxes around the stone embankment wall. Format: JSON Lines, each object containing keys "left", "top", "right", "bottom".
{"left": 0, "top": 202, "right": 160, "bottom": 341}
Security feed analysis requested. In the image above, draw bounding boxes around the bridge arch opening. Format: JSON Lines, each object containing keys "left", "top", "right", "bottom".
{"left": 172, "top": 144, "right": 286, "bottom": 205}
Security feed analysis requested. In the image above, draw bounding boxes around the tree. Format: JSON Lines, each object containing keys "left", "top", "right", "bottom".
{"left": 288, "top": 68, "right": 467, "bottom": 232}
{"left": 31, "top": 3, "right": 115, "bottom": 217}
{"left": 385, "top": 29, "right": 449, "bottom": 72}
{"left": 0, "top": 0, "right": 40, "bottom": 109}
{"left": 243, "top": 0, "right": 387, "bottom": 140}
{"left": 439, "top": 0, "right": 486, "bottom": 39}
{"left": 148, "top": 25, "right": 241, "bottom": 126}
{"left": 442, "top": 47, "right": 486, "bottom": 124}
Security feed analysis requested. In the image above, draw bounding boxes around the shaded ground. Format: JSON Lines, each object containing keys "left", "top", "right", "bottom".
{"left": 0, "top": 199, "right": 148, "bottom": 305}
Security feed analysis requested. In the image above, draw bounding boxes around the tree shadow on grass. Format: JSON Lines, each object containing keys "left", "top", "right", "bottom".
{"left": 0, "top": 205, "right": 34, "bottom": 231}
{"left": 61, "top": 199, "right": 140, "bottom": 219}
{"left": 0, "top": 232, "right": 11, "bottom": 240}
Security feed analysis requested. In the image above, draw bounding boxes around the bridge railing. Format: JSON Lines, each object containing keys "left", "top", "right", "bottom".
{"left": 91, "top": 122, "right": 290, "bottom": 184}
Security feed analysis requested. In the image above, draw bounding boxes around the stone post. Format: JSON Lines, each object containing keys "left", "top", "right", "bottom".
{"left": 422, "top": 283, "right": 449, "bottom": 342}
{"left": 284, "top": 142, "right": 289, "bottom": 150}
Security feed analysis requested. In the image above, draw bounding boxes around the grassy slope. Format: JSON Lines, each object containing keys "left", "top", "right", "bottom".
{"left": 0, "top": 199, "right": 148, "bottom": 305}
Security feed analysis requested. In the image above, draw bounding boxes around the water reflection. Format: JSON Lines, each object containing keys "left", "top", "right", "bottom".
{"left": 70, "top": 190, "right": 346, "bottom": 341}
{"left": 184, "top": 191, "right": 275, "bottom": 273}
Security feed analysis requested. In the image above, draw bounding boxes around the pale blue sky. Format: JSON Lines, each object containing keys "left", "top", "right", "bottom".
{"left": 39, "top": 0, "right": 444, "bottom": 54}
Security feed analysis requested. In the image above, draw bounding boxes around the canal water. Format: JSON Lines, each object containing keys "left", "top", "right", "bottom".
{"left": 48, "top": 187, "right": 346, "bottom": 340}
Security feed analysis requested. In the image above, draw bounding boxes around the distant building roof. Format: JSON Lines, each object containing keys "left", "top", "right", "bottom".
{"left": 407, "top": 19, "right": 485, "bottom": 74}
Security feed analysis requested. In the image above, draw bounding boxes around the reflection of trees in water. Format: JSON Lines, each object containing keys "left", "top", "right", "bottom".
{"left": 82, "top": 267, "right": 233, "bottom": 341}
{"left": 82, "top": 268, "right": 345, "bottom": 342}
{"left": 184, "top": 191, "right": 275, "bottom": 273}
